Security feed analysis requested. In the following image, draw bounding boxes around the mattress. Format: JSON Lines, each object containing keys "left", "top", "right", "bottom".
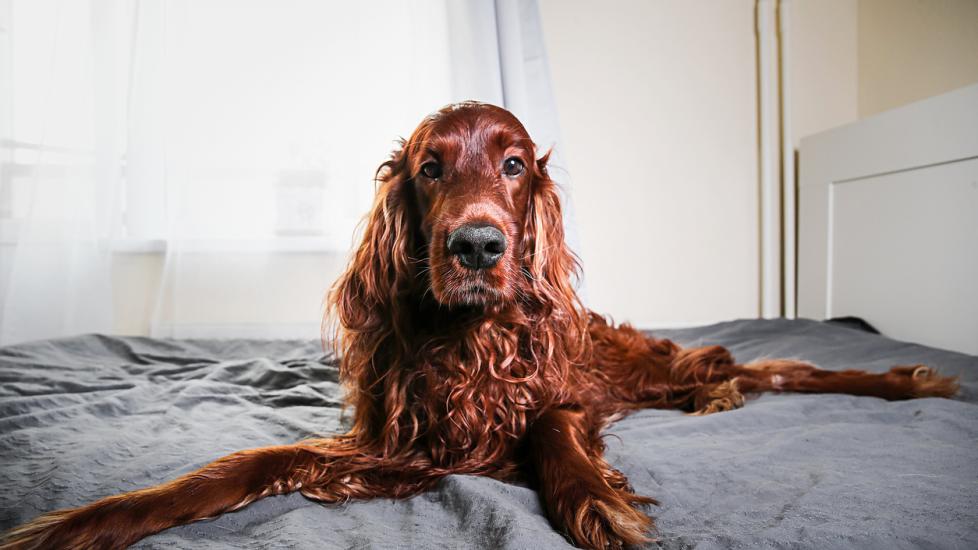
{"left": 1, "top": 318, "right": 975, "bottom": 549}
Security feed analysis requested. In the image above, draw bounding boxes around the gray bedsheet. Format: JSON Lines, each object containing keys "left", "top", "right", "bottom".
{"left": 1, "top": 319, "right": 975, "bottom": 549}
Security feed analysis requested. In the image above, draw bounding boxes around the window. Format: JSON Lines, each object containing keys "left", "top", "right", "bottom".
{"left": 1, "top": 0, "right": 458, "bottom": 250}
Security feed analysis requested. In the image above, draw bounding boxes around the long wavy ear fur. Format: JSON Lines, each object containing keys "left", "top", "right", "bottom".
{"left": 524, "top": 153, "right": 579, "bottom": 308}
{"left": 523, "top": 152, "right": 589, "bottom": 363}
{"left": 326, "top": 147, "right": 415, "bottom": 442}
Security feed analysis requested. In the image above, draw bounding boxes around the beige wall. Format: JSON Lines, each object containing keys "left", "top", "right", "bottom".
{"left": 787, "top": 0, "right": 859, "bottom": 149}
{"left": 858, "top": 0, "right": 978, "bottom": 117}
{"left": 787, "top": 0, "right": 978, "bottom": 140}
{"left": 539, "top": 0, "right": 761, "bottom": 328}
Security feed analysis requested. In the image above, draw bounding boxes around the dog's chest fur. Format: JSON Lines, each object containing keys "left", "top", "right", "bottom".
{"left": 404, "top": 324, "right": 560, "bottom": 471}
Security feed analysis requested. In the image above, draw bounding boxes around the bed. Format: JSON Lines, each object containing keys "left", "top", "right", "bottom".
{"left": 1, "top": 318, "right": 975, "bottom": 549}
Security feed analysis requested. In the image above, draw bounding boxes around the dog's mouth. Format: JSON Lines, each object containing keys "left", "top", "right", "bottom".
{"left": 426, "top": 260, "right": 512, "bottom": 307}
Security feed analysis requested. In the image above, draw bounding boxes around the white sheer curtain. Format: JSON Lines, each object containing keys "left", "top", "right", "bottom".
{"left": 146, "top": 0, "right": 459, "bottom": 338}
{"left": 0, "top": 0, "right": 577, "bottom": 344}
{"left": 0, "top": 0, "right": 122, "bottom": 345}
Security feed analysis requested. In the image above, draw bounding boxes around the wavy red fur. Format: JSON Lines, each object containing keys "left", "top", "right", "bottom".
{"left": 2, "top": 102, "right": 958, "bottom": 550}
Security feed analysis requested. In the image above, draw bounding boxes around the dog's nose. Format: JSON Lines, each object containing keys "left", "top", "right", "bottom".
{"left": 447, "top": 224, "right": 507, "bottom": 269}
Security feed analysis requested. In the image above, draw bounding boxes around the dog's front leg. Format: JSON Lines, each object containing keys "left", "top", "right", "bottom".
{"left": 528, "top": 408, "right": 656, "bottom": 550}
{"left": 2, "top": 441, "right": 340, "bottom": 550}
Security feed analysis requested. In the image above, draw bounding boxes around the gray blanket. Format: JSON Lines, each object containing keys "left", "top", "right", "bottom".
{"left": 1, "top": 319, "right": 975, "bottom": 549}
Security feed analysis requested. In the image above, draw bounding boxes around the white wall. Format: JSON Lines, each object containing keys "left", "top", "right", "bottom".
{"left": 540, "top": 0, "right": 978, "bottom": 328}
{"left": 539, "top": 0, "right": 761, "bottom": 328}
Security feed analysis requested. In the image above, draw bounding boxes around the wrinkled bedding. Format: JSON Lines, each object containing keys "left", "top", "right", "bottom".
{"left": 0, "top": 318, "right": 975, "bottom": 549}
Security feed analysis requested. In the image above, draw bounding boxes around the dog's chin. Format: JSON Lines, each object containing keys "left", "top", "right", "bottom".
{"left": 432, "top": 279, "right": 508, "bottom": 309}
{"left": 453, "top": 284, "right": 502, "bottom": 307}
{"left": 428, "top": 257, "right": 512, "bottom": 309}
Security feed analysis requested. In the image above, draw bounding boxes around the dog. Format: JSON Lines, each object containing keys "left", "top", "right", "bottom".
{"left": 2, "top": 102, "right": 958, "bottom": 550}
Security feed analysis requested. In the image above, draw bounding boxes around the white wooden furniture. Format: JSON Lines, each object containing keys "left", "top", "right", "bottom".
{"left": 798, "top": 84, "right": 978, "bottom": 355}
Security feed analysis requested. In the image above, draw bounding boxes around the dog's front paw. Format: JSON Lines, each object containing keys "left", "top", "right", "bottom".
{"left": 576, "top": 494, "right": 654, "bottom": 549}
{"left": 549, "top": 482, "right": 655, "bottom": 550}
{"left": 690, "top": 379, "right": 745, "bottom": 415}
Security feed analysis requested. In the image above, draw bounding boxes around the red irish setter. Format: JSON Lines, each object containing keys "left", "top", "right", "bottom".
{"left": 3, "top": 102, "right": 958, "bottom": 550}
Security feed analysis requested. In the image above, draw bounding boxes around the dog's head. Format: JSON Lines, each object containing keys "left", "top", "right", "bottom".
{"left": 331, "top": 102, "right": 580, "bottom": 321}
{"left": 328, "top": 103, "right": 590, "bottom": 448}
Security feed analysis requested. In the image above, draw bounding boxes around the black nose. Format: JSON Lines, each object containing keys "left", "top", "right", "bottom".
{"left": 446, "top": 224, "right": 507, "bottom": 269}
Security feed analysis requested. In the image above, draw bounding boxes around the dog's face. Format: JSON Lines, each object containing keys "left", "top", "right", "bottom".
{"left": 335, "top": 102, "right": 573, "bottom": 326}
{"left": 403, "top": 104, "right": 539, "bottom": 307}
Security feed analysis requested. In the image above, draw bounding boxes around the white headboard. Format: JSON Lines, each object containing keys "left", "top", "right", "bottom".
{"left": 798, "top": 84, "right": 978, "bottom": 355}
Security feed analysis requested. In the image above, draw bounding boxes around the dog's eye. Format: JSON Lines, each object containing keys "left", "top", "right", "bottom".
{"left": 503, "top": 157, "right": 525, "bottom": 177}
{"left": 420, "top": 162, "right": 442, "bottom": 179}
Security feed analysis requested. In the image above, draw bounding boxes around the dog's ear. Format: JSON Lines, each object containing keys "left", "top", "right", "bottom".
{"left": 521, "top": 151, "right": 589, "bottom": 364}
{"left": 524, "top": 152, "right": 579, "bottom": 305}
{"left": 327, "top": 145, "right": 415, "bottom": 421}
